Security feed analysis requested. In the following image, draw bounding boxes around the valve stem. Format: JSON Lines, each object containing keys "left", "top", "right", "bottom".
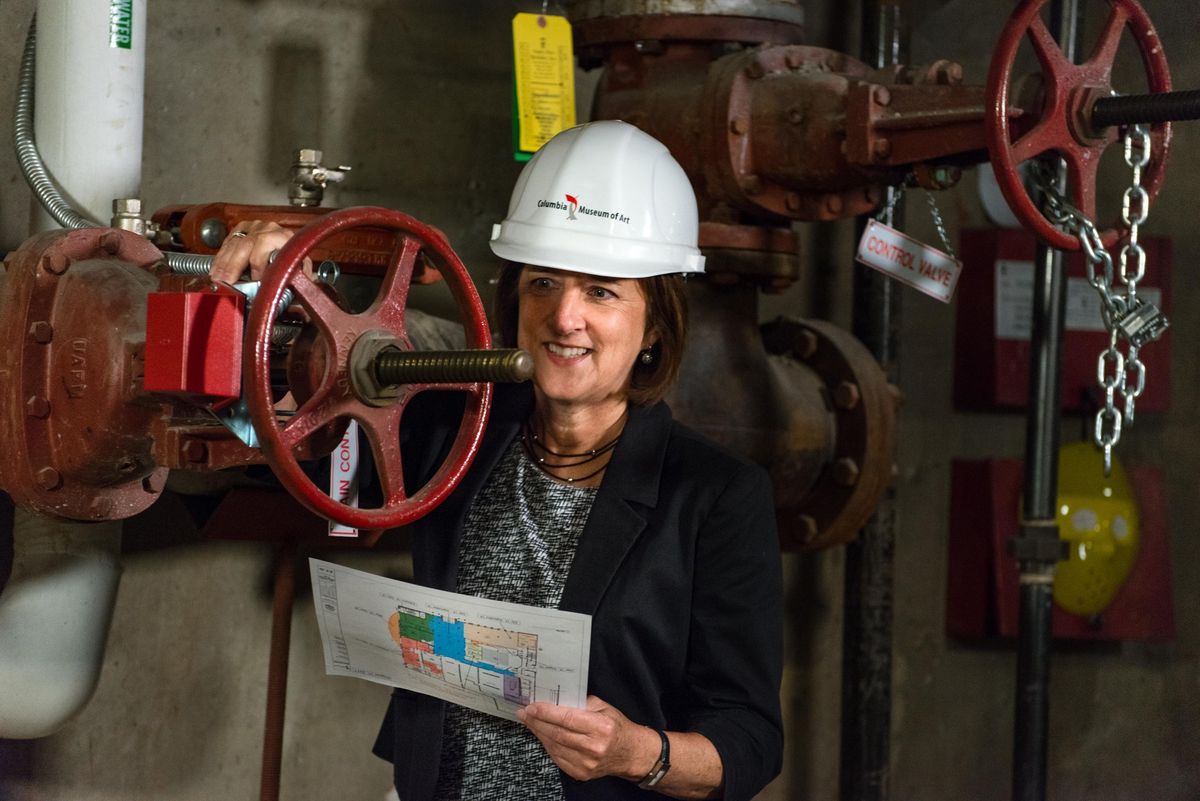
{"left": 373, "top": 348, "right": 533, "bottom": 386}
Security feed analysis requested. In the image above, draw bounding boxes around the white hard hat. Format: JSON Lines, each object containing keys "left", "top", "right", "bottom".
{"left": 490, "top": 120, "right": 705, "bottom": 278}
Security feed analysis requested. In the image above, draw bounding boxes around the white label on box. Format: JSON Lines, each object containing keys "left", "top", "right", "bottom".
{"left": 855, "top": 219, "right": 963, "bottom": 303}
{"left": 994, "top": 259, "right": 1162, "bottom": 340}
{"left": 328, "top": 420, "right": 360, "bottom": 538}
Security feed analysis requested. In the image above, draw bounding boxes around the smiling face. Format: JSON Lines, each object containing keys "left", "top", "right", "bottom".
{"left": 516, "top": 266, "right": 652, "bottom": 412}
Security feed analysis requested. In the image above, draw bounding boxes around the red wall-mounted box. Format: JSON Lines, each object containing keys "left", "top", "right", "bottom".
{"left": 144, "top": 290, "right": 244, "bottom": 399}
{"left": 954, "top": 228, "right": 1171, "bottom": 413}
{"left": 946, "top": 458, "right": 1174, "bottom": 642}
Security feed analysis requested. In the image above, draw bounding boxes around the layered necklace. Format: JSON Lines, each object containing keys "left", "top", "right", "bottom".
{"left": 521, "top": 412, "right": 627, "bottom": 485}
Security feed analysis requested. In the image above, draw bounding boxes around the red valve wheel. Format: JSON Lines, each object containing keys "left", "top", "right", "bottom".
{"left": 986, "top": 0, "right": 1172, "bottom": 251}
{"left": 244, "top": 207, "right": 492, "bottom": 531}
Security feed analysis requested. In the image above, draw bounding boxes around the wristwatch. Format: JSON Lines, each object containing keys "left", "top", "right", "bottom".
{"left": 637, "top": 728, "right": 671, "bottom": 789}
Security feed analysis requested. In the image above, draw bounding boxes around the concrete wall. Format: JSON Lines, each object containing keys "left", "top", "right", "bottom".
{"left": 894, "top": 4, "right": 1199, "bottom": 799}
{"left": 1, "top": 1, "right": 1197, "bottom": 799}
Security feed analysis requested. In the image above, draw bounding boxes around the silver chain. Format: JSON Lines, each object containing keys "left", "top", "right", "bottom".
{"left": 875, "top": 183, "right": 905, "bottom": 226}
{"left": 875, "top": 180, "right": 957, "bottom": 259}
{"left": 1032, "top": 125, "right": 1161, "bottom": 475}
{"left": 924, "top": 191, "right": 957, "bottom": 258}
{"left": 1116, "top": 127, "right": 1151, "bottom": 431}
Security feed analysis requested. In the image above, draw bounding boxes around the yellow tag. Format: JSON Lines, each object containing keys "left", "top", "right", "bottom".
{"left": 512, "top": 13, "right": 575, "bottom": 154}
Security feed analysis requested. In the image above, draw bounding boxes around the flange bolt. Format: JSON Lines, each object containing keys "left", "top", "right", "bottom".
{"left": 834, "top": 381, "right": 861, "bottom": 410}
{"left": 833, "top": 457, "right": 861, "bottom": 487}
{"left": 26, "top": 396, "right": 50, "bottom": 418}
{"left": 36, "top": 467, "right": 62, "bottom": 491}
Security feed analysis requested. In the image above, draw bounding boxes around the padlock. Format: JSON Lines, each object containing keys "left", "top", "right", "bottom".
{"left": 1114, "top": 300, "right": 1169, "bottom": 348}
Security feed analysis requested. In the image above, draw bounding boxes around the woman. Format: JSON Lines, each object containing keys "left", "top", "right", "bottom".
{"left": 212, "top": 121, "right": 783, "bottom": 800}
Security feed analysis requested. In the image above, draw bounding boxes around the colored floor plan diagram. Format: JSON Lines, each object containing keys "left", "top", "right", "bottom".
{"left": 309, "top": 558, "right": 590, "bottom": 721}
{"left": 388, "top": 607, "right": 541, "bottom": 705}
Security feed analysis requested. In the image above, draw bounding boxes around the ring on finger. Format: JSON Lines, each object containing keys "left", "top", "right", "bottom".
{"left": 229, "top": 231, "right": 249, "bottom": 239}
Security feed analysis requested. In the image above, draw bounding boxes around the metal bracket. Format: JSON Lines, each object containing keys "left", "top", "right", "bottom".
{"left": 1007, "top": 520, "right": 1070, "bottom": 563}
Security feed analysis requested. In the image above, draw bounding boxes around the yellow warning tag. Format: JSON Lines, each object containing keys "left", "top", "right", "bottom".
{"left": 512, "top": 12, "right": 575, "bottom": 155}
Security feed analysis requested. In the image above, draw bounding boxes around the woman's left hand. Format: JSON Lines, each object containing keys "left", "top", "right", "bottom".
{"left": 517, "top": 695, "right": 657, "bottom": 782}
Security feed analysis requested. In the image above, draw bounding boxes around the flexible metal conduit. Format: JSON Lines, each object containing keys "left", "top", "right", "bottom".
{"left": 14, "top": 15, "right": 213, "bottom": 275}
{"left": 13, "top": 16, "right": 98, "bottom": 230}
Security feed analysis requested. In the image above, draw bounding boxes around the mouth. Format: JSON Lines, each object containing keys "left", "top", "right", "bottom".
{"left": 545, "top": 343, "right": 590, "bottom": 359}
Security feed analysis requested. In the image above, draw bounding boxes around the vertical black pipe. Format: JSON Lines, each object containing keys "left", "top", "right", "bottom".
{"left": 1012, "top": 221, "right": 1066, "bottom": 801}
{"left": 261, "top": 542, "right": 296, "bottom": 801}
{"left": 1013, "top": 3, "right": 1080, "bottom": 801}
{"left": 841, "top": 4, "right": 907, "bottom": 801}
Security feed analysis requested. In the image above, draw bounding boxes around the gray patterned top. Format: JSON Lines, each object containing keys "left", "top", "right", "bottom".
{"left": 432, "top": 438, "right": 598, "bottom": 801}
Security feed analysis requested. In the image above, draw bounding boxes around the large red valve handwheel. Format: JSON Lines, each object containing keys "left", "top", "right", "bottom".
{"left": 244, "top": 206, "right": 493, "bottom": 531}
{"left": 986, "top": 0, "right": 1172, "bottom": 251}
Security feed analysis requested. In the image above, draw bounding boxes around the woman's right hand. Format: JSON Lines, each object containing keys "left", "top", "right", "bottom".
{"left": 209, "top": 220, "right": 295, "bottom": 284}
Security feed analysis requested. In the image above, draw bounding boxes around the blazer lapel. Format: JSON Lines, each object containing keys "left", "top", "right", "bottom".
{"left": 449, "top": 382, "right": 531, "bottom": 513}
{"left": 417, "top": 383, "right": 531, "bottom": 590}
{"left": 558, "top": 402, "right": 671, "bottom": 616}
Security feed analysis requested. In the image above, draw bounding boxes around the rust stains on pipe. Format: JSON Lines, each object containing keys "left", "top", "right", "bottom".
{"left": 260, "top": 542, "right": 296, "bottom": 801}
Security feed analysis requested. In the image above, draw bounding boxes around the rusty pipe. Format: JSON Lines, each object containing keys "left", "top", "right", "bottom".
{"left": 839, "top": 3, "right": 908, "bottom": 799}
{"left": 586, "top": 17, "right": 1026, "bottom": 227}
{"left": 668, "top": 280, "right": 833, "bottom": 501}
{"left": 668, "top": 275, "right": 895, "bottom": 550}
{"left": 260, "top": 542, "right": 296, "bottom": 801}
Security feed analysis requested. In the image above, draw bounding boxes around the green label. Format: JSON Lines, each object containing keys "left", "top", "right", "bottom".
{"left": 109, "top": 0, "right": 133, "bottom": 49}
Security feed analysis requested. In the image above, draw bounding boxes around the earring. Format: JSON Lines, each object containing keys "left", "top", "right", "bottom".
{"left": 639, "top": 348, "right": 654, "bottom": 365}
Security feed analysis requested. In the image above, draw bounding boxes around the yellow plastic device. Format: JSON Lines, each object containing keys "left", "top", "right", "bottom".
{"left": 1053, "top": 442, "right": 1140, "bottom": 617}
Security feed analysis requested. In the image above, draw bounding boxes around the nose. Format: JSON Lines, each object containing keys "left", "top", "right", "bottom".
{"left": 549, "top": 288, "right": 585, "bottom": 335}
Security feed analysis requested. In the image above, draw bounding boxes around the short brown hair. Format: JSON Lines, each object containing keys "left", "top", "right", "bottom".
{"left": 493, "top": 263, "right": 689, "bottom": 407}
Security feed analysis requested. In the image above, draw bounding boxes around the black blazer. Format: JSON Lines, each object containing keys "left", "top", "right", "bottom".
{"left": 374, "top": 384, "right": 784, "bottom": 800}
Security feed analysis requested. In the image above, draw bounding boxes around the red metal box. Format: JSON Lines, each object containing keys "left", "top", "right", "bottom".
{"left": 954, "top": 228, "right": 1171, "bottom": 412}
{"left": 946, "top": 458, "right": 1174, "bottom": 642}
{"left": 144, "top": 290, "right": 244, "bottom": 399}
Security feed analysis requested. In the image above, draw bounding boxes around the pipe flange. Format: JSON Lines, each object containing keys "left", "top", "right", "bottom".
{"left": 568, "top": 0, "right": 805, "bottom": 25}
{"left": 703, "top": 45, "right": 885, "bottom": 221}
{"left": 698, "top": 222, "right": 800, "bottom": 290}
{"left": 0, "top": 228, "right": 168, "bottom": 521}
{"left": 575, "top": 13, "right": 804, "bottom": 58}
{"left": 762, "top": 317, "right": 898, "bottom": 550}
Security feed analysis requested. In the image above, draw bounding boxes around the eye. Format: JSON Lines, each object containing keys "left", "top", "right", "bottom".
{"left": 587, "top": 286, "right": 616, "bottom": 299}
{"left": 527, "top": 276, "right": 555, "bottom": 291}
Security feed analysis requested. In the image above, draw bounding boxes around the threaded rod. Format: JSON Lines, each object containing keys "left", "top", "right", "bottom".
{"left": 373, "top": 348, "right": 533, "bottom": 386}
{"left": 1091, "top": 89, "right": 1200, "bottom": 129}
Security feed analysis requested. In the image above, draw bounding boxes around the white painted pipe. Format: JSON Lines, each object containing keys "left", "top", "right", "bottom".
{"left": 0, "top": 509, "right": 122, "bottom": 739}
{"left": 1, "top": 0, "right": 143, "bottom": 739}
{"left": 32, "top": 0, "right": 146, "bottom": 231}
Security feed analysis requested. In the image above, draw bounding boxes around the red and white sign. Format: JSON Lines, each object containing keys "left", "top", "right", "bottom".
{"left": 856, "top": 219, "right": 963, "bottom": 303}
{"left": 328, "top": 420, "right": 361, "bottom": 538}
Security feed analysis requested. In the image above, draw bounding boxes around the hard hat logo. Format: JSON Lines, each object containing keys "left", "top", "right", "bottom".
{"left": 535, "top": 194, "right": 630, "bottom": 225}
{"left": 491, "top": 120, "right": 706, "bottom": 278}
{"left": 536, "top": 198, "right": 571, "bottom": 213}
